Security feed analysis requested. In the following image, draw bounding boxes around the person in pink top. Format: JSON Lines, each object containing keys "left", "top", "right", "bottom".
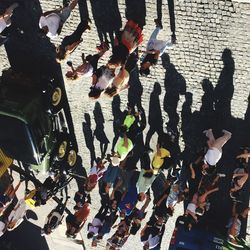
{"left": 203, "top": 129, "right": 232, "bottom": 167}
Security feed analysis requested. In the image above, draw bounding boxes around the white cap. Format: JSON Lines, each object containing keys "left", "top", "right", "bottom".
{"left": 111, "top": 156, "right": 120, "bottom": 166}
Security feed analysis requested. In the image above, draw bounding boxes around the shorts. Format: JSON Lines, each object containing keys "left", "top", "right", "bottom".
{"left": 58, "top": 6, "right": 71, "bottom": 23}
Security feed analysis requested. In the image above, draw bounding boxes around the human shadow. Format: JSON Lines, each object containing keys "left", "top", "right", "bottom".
{"left": 125, "top": 0, "right": 146, "bottom": 29}
{"left": 162, "top": 53, "right": 186, "bottom": 134}
{"left": 145, "top": 82, "right": 163, "bottom": 148}
{"left": 93, "top": 102, "right": 110, "bottom": 159}
{"left": 156, "top": 0, "right": 176, "bottom": 38}
{"left": 1, "top": 219, "right": 49, "bottom": 250}
{"left": 126, "top": 65, "right": 147, "bottom": 169}
{"left": 181, "top": 92, "right": 195, "bottom": 151}
{"left": 127, "top": 65, "right": 144, "bottom": 111}
{"left": 77, "top": 0, "right": 89, "bottom": 22}
{"left": 214, "top": 48, "right": 235, "bottom": 131}
{"left": 82, "top": 113, "right": 96, "bottom": 166}
{"left": 179, "top": 49, "right": 250, "bottom": 238}
{"left": 126, "top": 109, "right": 147, "bottom": 171}
{"left": 72, "top": 155, "right": 88, "bottom": 190}
{"left": 200, "top": 78, "right": 215, "bottom": 129}
{"left": 111, "top": 95, "right": 125, "bottom": 152}
{"left": 89, "top": 0, "right": 122, "bottom": 48}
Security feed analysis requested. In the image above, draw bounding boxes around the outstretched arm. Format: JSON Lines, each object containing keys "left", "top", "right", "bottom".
{"left": 203, "top": 187, "right": 219, "bottom": 199}
{"left": 236, "top": 153, "right": 250, "bottom": 159}
{"left": 189, "top": 163, "right": 195, "bottom": 179}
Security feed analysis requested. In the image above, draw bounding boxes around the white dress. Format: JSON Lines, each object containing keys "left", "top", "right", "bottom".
{"left": 39, "top": 14, "right": 61, "bottom": 39}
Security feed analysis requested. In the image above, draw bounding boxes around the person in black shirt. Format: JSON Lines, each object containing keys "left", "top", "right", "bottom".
{"left": 56, "top": 20, "right": 90, "bottom": 62}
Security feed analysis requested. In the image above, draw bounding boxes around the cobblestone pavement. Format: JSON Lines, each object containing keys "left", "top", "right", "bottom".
{"left": 0, "top": 0, "right": 250, "bottom": 249}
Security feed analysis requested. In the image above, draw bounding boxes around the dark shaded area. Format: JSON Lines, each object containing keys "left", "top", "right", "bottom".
{"left": 111, "top": 95, "right": 125, "bottom": 152}
{"left": 162, "top": 53, "right": 186, "bottom": 134}
{"left": 89, "top": 0, "right": 122, "bottom": 47}
{"left": 26, "top": 209, "right": 38, "bottom": 221}
{"left": 69, "top": 155, "right": 87, "bottom": 191}
{"left": 176, "top": 48, "right": 249, "bottom": 239}
{"left": 93, "top": 102, "right": 110, "bottom": 159}
{"left": 127, "top": 66, "right": 144, "bottom": 111}
{"left": 0, "top": 220, "right": 49, "bottom": 250}
{"left": 214, "top": 48, "right": 235, "bottom": 131}
{"left": 156, "top": 0, "right": 176, "bottom": 37}
{"left": 145, "top": 82, "right": 163, "bottom": 148}
{"left": 82, "top": 113, "right": 96, "bottom": 166}
{"left": 200, "top": 79, "right": 215, "bottom": 129}
{"left": 125, "top": 0, "right": 146, "bottom": 29}
{"left": 77, "top": 0, "right": 89, "bottom": 22}
{"left": 126, "top": 66, "right": 147, "bottom": 170}
{"left": 1, "top": 0, "right": 78, "bottom": 152}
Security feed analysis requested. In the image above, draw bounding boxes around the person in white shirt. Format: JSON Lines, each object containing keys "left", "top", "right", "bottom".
{"left": 65, "top": 44, "right": 108, "bottom": 80}
{"left": 88, "top": 65, "right": 115, "bottom": 99}
{"left": 203, "top": 129, "right": 232, "bottom": 167}
{"left": 39, "top": 0, "right": 78, "bottom": 39}
{"left": 0, "top": 3, "right": 19, "bottom": 46}
{"left": 140, "top": 20, "right": 174, "bottom": 77}
{"left": 6, "top": 199, "right": 26, "bottom": 231}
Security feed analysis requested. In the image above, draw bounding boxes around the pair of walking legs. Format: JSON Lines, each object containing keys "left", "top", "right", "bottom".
{"left": 204, "top": 129, "right": 232, "bottom": 151}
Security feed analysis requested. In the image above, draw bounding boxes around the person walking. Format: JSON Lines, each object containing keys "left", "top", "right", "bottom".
{"left": 140, "top": 20, "right": 174, "bottom": 76}
{"left": 203, "top": 129, "right": 232, "bottom": 167}
{"left": 39, "top": 0, "right": 78, "bottom": 39}
{"left": 56, "top": 19, "right": 91, "bottom": 62}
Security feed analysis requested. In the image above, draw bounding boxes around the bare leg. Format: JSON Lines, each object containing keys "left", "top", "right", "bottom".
{"left": 204, "top": 129, "right": 216, "bottom": 148}
{"left": 212, "top": 130, "right": 232, "bottom": 150}
{"left": 235, "top": 173, "right": 249, "bottom": 188}
{"left": 69, "top": 0, "right": 78, "bottom": 10}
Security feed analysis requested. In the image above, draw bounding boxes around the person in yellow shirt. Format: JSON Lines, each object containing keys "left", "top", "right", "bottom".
{"left": 151, "top": 143, "right": 171, "bottom": 175}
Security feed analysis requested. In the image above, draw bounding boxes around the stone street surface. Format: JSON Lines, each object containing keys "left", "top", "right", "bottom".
{"left": 0, "top": 0, "right": 250, "bottom": 249}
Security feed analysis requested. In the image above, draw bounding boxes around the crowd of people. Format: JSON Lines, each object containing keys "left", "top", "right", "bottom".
{"left": 0, "top": 0, "right": 249, "bottom": 249}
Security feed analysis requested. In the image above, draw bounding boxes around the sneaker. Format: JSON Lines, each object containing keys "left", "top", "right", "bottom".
{"left": 0, "top": 35, "right": 9, "bottom": 46}
{"left": 154, "top": 19, "right": 163, "bottom": 29}
{"left": 66, "top": 61, "right": 73, "bottom": 67}
{"left": 19, "top": 175, "right": 26, "bottom": 182}
{"left": 203, "top": 128, "right": 212, "bottom": 137}
{"left": 222, "top": 129, "right": 232, "bottom": 136}
{"left": 217, "top": 173, "right": 226, "bottom": 177}
{"left": 171, "top": 33, "right": 177, "bottom": 44}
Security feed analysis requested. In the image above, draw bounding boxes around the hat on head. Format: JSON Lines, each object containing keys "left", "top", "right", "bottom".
{"left": 111, "top": 156, "right": 120, "bottom": 166}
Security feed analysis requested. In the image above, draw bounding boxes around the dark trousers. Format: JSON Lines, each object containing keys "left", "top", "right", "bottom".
{"left": 61, "top": 20, "right": 89, "bottom": 48}
{"left": 156, "top": 0, "right": 176, "bottom": 35}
